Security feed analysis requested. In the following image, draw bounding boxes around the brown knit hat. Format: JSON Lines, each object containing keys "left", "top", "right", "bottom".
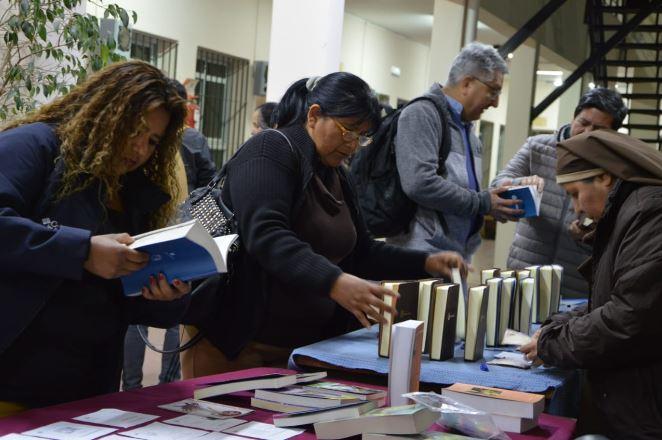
{"left": 556, "top": 130, "right": 662, "bottom": 185}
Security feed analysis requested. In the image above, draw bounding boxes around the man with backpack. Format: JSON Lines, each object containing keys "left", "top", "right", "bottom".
{"left": 384, "top": 42, "right": 521, "bottom": 260}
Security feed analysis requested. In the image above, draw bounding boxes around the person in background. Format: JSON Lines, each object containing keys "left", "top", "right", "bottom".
{"left": 251, "top": 101, "right": 278, "bottom": 135}
{"left": 122, "top": 80, "right": 217, "bottom": 390}
{"left": 387, "top": 42, "right": 520, "bottom": 261}
{"left": 0, "top": 60, "right": 191, "bottom": 416}
{"left": 490, "top": 87, "right": 627, "bottom": 298}
{"left": 521, "top": 130, "right": 662, "bottom": 438}
{"left": 180, "top": 72, "right": 469, "bottom": 377}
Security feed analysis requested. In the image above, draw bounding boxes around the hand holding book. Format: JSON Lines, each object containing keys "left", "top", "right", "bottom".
{"left": 424, "top": 251, "right": 470, "bottom": 278}
{"left": 84, "top": 233, "right": 191, "bottom": 300}
{"left": 329, "top": 273, "right": 399, "bottom": 328}
{"left": 489, "top": 186, "right": 524, "bottom": 222}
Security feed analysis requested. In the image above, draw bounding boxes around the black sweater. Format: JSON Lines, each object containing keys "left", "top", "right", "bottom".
{"left": 206, "top": 124, "right": 430, "bottom": 358}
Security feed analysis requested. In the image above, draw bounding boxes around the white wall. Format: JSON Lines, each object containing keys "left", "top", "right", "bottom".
{"left": 341, "top": 13, "right": 430, "bottom": 107}
{"left": 88, "top": 0, "right": 273, "bottom": 139}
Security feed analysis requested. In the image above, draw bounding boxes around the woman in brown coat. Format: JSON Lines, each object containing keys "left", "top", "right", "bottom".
{"left": 521, "top": 129, "right": 662, "bottom": 439}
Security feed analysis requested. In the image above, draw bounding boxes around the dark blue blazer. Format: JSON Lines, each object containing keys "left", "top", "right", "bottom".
{"left": 0, "top": 122, "right": 187, "bottom": 355}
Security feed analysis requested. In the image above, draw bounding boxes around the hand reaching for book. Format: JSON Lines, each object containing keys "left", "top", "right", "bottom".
{"left": 424, "top": 251, "right": 470, "bottom": 279}
{"left": 84, "top": 233, "right": 150, "bottom": 279}
{"left": 519, "top": 329, "right": 544, "bottom": 367}
{"left": 329, "top": 273, "right": 399, "bottom": 328}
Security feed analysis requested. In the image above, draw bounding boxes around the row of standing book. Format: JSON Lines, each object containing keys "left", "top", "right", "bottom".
{"left": 378, "top": 265, "right": 564, "bottom": 362}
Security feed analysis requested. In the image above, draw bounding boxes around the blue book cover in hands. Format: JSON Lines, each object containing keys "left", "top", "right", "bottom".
{"left": 499, "top": 185, "right": 542, "bottom": 218}
{"left": 121, "top": 219, "right": 238, "bottom": 296}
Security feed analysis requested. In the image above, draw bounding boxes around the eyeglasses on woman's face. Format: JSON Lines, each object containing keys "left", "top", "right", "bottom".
{"left": 331, "top": 118, "right": 373, "bottom": 147}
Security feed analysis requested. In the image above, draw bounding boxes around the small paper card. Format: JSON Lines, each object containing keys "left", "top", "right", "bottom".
{"left": 164, "top": 414, "right": 245, "bottom": 432}
{"left": 222, "top": 421, "right": 303, "bottom": 440}
{"left": 197, "top": 434, "right": 249, "bottom": 440}
{"left": 22, "top": 422, "right": 117, "bottom": 440}
{"left": 487, "top": 351, "right": 533, "bottom": 369}
{"left": 74, "top": 408, "right": 159, "bottom": 428}
{"left": 0, "top": 435, "right": 43, "bottom": 439}
{"left": 119, "top": 421, "right": 208, "bottom": 440}
{"left": 158, "top": 399, "right": 252, "bottom": 419}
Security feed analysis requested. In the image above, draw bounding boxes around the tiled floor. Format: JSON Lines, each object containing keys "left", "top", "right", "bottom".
{"left": 139, "top": 239, "right": 496, "bottom": 385}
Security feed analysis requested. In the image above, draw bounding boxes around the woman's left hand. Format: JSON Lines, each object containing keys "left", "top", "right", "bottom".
{"left": 141, "top": 273, "right": 191, "bottom": 301}
{"left": 424, "top": 251, "right": 471, "bottom": 278}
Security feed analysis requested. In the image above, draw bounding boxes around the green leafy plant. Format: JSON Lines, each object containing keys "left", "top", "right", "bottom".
{"left": 0, "top": 0, "right": 137, "bottom": 120}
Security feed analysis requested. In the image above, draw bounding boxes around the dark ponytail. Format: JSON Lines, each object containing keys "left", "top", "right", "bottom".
{"left": 273, "top": 72, "right": 381, "bottom": 132}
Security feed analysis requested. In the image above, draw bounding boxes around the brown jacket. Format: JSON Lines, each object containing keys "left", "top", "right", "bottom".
{"left": 538, "top": 181, "right": 662, "bottom": 439}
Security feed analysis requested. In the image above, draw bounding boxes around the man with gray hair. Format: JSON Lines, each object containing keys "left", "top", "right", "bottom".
{"left": 388, "top": 42, "right": 520, "bottom": 260}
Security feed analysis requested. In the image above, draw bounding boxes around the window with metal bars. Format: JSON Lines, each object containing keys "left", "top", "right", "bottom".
{"left": 130, "top": 30, "right": 178, "bottom": 78}
{"left": 195, "top": 47, "right": 250, "bottom": 167}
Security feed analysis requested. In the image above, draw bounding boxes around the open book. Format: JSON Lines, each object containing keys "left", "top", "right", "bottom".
{"left": 499, "top": 185, "right": 542, "bottom": 218}
{"left": 120, "top": 219, "right": 238, "bottom": 296}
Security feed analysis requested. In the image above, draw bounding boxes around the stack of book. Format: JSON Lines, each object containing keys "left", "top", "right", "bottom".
{"left": 265, "top": 382, "right": 388, "bottom": 428}
{"left": 314, "top": 404, "right": 439, "bottom": 439}
{"left": 441, "top": 383, "right": 545, "bottom": 433}
{"left": 379, "top": 280, "right": 460, "bottom": 361}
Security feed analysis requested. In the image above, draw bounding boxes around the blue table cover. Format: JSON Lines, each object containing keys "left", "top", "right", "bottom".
{"left": 289, "top": 325, "right": 574, "bottom": 394}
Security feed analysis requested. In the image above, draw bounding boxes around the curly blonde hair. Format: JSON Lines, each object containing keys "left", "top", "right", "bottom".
{"left": 2, "top": 60, "right": 187, "bottom": 229}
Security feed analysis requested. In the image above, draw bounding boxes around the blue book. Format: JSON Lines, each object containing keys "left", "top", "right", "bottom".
{"left": 120, "top": 219, "right": 238, "bottom": 296}
{"left": 499, "top": 185, "right": 542, "bottom": 218}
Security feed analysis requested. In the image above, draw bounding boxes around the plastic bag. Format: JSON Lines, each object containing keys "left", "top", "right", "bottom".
{"left": 403, "top": 391, "right": 509, "bottom": 440}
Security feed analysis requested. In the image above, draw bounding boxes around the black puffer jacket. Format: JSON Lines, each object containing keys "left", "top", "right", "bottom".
{"left": 538, "top": 181, "right": 662, "bottom": 439}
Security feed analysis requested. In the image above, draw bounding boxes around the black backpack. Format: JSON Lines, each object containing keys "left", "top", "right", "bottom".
{"left": 349, "top": 96, "right": 451, "bottom": 237}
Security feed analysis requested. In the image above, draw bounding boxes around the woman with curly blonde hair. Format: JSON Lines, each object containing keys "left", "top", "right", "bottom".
{"left": 0, "top": 60, "right": 192, "bottom": 415}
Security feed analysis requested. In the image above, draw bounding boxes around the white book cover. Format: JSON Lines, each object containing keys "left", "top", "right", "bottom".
{"left": 551, "top": 264, "right": 564, "bottom": 315}
{"left": 519, "top": 278, "right": 535, "bottom": 335}
{"left": 485, "top": 278, "right": 502, "bottom": 347}
{"left": 451, "top": 268, "right": 466, "bottom": 341}
{"left": 388, "top": 320, "right": 424, "bottom": 406}
{"left": 121, "top": 219, "right": 238, "bottom": 296}
{"left": 525, "top": 266, "right": 540, "bottom": 323}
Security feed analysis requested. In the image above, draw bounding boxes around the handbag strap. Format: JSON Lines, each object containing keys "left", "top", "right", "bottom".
{"left": 206, "top": 129, "right": 295, "bottom": 190}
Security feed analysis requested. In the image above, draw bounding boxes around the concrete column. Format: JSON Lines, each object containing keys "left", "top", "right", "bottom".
{"left": 266, "top": 0, "right": 344, "bottom": 102}
{"left": 428, "top": 0, "right": 465, "bottom": 85}
{"left": 493, "top": 44, "right": 536, "bottom": 268}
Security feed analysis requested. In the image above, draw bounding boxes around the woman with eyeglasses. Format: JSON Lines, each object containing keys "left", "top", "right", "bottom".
{"left": 0, "top": 61, "right": 191, "bottom": 415}
{"left": 181, "top": 72, "right": 469, "bottom": 376}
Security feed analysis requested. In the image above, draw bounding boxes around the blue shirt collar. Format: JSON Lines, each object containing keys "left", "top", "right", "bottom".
{"left": 445, "top": 94, "right": 473, "bottom": 129}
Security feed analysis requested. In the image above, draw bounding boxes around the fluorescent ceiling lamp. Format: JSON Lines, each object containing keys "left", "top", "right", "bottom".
{"left": 537, "top": 70, "right": 563, "bottom": 76}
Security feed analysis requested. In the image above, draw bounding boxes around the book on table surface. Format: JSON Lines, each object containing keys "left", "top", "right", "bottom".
{"left": 254, "top": 386, "right": 361, "bottom": 408}
{"left": 464, "top": 286, "right": 488, "bottom": 362}
{"left": 429, "top": 283, "right": 459, "bottom": 361}
{"left": 501, "top": 277, "right": 517, "bottom": 338}
{"left": 539, "top": 265, "right": 554, "bottom": 322}
{"left": 250, "top": 397, "right": 312, "bottom": 413}
{"left": 498, "top": 185, "right": 542, "bottom": 218}
{"left": 451, "top": 268, "right": 467, "bottom": 341}
{"left": 193, "top": 371, "right": 326, "bottom": 400}
{"left": 551, "top": 264, "right": 564, "bottom": 318}
{"left": 485, "top": 278, "right": 503, "bottom": 347}
{"left": 441, "top": 383, "right": 544, "bottom": 419}
{"left": 518, "top": 278, "right": 535, "bottom": 336}
{"left": 379, "top": 281, "right": 420, "bottom": 358}
{"left": 120, "top": 219, "right": 238, "bottom": 296}
{"left": 525, "top": 265, "right": 541, "bottom": 323}
{"left": 490, "top": 413, "right": 538, "bottom": 433}
{"left": 480, "top": 268, "right": 501, "bottom": 285}
{"left": 314, "top": 404, "right": 439, "bottom": 439}
{"left": 512, "top": 269, "right": 531, "bottom": 332}
{"left": 363, "top": 432, "right": 479, "bottom": 439}
{"left": 302, "top": 381, "right": 387, "bottom": 402}
{"left": 388, "top": 320, "right": 424, "bottom": 407}
{"left": 417, "top": 279, "right": 444, "bottom": 353}
{"left": 272, "top": 400, "right": 377, "bottom": 428}
{"left": 500, "top": 269, "right": 515, "bottom": 279}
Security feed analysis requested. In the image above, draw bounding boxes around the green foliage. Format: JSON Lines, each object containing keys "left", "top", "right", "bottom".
{"left": 0, "top": 0, "right": 137, "bottom": 121}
